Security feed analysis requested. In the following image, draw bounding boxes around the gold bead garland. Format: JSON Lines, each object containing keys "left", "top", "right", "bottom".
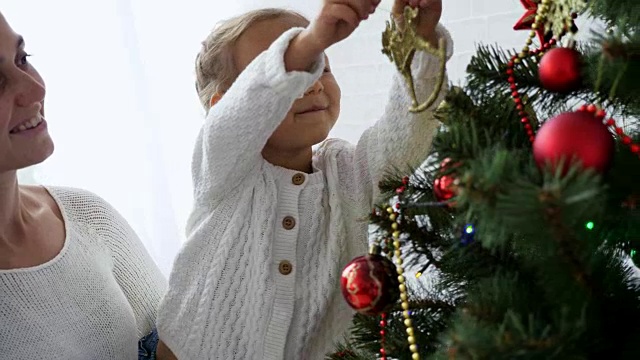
{"left": 383, "top": 176, "right": 421, "bottom": 359}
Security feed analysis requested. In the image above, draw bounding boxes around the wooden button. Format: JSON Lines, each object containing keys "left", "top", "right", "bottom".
{"left": 282, "top": 216, "right": 296, "bottom": 230}
{"left": 279, "top": 260, "right": 293, "bottom": 275}
{"left": 292, "top": 173, "right": 305, "bottom": 185}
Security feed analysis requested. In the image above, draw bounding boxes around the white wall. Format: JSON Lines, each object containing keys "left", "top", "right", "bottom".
{"left": 327, "top": 0, "right": 534, "bottom": 144}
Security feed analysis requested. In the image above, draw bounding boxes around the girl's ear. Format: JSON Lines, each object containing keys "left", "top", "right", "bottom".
{"left": 209, "top": 92, "right": 223, "bottom": 107}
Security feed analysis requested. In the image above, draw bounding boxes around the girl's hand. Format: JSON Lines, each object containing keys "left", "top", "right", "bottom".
{"left": 392, "top": 0, "right": 442, "bottom": 47}
{"left": 286, "top": 0, "right": 380, "bottom": 72}
{"left": 307, "top": 0, "right": 382, "bottom": 51}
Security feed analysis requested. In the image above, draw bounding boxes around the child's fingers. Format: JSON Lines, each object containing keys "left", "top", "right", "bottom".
{"left": 392, "top": 0, "right": 409, "bottom": 14}
{"left": 325, "top": 3, "right": 361, "bottom": 29}
{"left": 393, "top": 0, "right": 440, "bottom": 14}
{"left": 371, "top": 0, "right": 381, "bottom": 12}
{"left": 418, "top": 0, "right": 441, "bottom": 9}
{"left": 333, "top": 0, "right": 367, "bottom": 20}
{"left": 404, "top": 0, "right": 439, "bottom": 8}
{"left": 335, "top": 0, "right": 374, "bottom": 20}
{"left": 364, "top": 0, "right": 381, "bottom": 13}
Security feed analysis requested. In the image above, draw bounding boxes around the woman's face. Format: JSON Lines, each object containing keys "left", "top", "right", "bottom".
{"left": 0, "top": 12, "right": 52, "bottom": 173}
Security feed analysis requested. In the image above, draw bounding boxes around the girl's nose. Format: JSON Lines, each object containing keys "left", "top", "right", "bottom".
{"left": 305, "top": 80, "right": 324, "bottom": 95}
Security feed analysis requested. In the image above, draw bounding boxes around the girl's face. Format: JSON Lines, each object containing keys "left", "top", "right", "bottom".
{"left": 0, "top": 12, "right": 52, "bottom": 174}
{"left": 233, "top": 16, "right": 342, "bottom": 153}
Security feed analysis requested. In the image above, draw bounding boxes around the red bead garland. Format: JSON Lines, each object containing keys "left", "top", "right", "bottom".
{"left": 380, "top": 313, "right": 388, "bottom": 360}
{"left": 506, "top": 39, "right": 557, "bottom": 143}
{"left": 582, "top": 105, "right": 640, "bottom": 159}
{"left": 507, "top": 4, "right": 580, "bottom": 142}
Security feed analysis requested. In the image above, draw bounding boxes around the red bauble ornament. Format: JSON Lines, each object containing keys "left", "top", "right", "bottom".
{"left": 340, "top": 254, "right": 400, "bottom": 315}
{"left": 538, "top": 47, "right": 583, "bottom": 93}
{"left": 433, "top": 158, "right": 458, "bottom": 202}
{"left": 533, "top": 109, "right": 615, "bottom": 174}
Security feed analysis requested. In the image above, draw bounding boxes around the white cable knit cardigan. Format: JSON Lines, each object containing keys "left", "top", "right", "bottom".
{"left": 0, "top": 186, "right": 167, "bottom": 360}
{"left": 157, "top": 26, "right": 453, "bottom": 359}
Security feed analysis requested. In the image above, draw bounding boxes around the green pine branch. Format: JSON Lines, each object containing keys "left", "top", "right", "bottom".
{"left": 588, "top": 0, "right": 640, "bottom": 34}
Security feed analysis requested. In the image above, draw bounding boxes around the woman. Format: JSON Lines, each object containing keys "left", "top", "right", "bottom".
{"left": 0, "top": 11, "right": 166, "bottom": 359}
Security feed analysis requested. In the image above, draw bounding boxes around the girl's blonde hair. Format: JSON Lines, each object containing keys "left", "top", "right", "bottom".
{"left": 195, "top": 8, "right": 309, "bottom": 110}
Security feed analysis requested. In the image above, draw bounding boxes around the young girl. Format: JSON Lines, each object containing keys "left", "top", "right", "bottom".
{"left": 157, "top": 0, "right": 452, "bottom": 358}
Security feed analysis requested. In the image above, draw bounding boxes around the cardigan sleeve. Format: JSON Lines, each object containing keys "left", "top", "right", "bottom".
{"left": 191, "top": 27, "right": 324, "bottom": 205}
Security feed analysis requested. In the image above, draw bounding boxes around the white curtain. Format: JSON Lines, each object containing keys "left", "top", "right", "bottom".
{"left": 7, "top": 0, "right": 538, "bottom": 276}
{"left": 5, "top": 0, "right": 245, "bottom": 275}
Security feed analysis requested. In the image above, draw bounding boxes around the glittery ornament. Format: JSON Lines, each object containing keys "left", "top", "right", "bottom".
{"left": 341, "top": 254, "right": 400, "bottom": 315}
{"left": 433, "top": 158, "right": 459, "bottom": 203}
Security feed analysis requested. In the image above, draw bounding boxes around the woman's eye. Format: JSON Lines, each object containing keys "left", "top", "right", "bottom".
{"left": 17, "top": 53, "right": 31, "bottom": 67}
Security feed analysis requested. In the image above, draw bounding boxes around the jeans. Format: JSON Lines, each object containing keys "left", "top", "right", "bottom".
{"left": 138, "top": 328, "right": 159, "bottom": 360}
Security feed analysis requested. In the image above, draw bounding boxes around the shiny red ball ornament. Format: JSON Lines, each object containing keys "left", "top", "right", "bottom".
{"left": 538, "top": 47, "right": 582, "bottom": 93}
{"left": 433, "top": 158, "right": 458, "bottom": 202}
{"left": 340, "top": 254, "right": 400, "bottom": 315}
{"left": 533, "top": 109, "right": 615, "bottom": 174}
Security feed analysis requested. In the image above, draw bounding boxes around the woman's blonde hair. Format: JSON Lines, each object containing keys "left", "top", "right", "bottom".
{"left": 195, "top": 8, "right": 309, "bottom": 110}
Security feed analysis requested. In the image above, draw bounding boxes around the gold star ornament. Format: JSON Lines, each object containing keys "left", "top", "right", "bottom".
{"left": 382, "top": 6, "right": 448, "bottom": 113}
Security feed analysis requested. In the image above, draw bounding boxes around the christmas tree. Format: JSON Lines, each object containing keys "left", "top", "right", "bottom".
{"left": 330, "top": 0, "right": 640, "bottom": 359}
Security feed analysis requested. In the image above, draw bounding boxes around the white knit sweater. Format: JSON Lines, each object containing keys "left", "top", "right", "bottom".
{"left": 0, "top": 186, "right": 167, "bottom": 360}
{"left": 157, "top": 26, "right": 453, "bottom": 359}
